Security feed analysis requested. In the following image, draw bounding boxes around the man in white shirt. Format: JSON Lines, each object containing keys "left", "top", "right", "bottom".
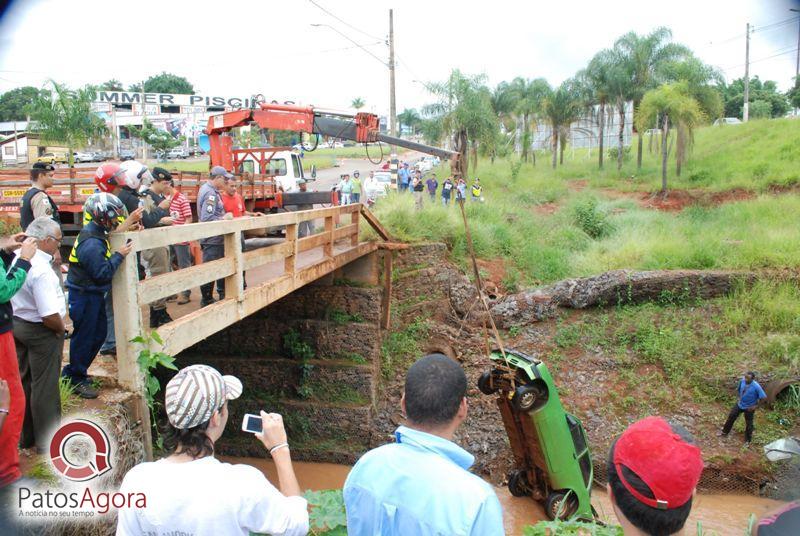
{"left": 117, "top": 364, "right": 308, "bottom": 536}
{"left": 11, "top": 217, "right": 66, "bottom": 453}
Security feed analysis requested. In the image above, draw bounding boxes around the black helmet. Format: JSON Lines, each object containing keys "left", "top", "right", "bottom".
{"left": 83, "top": 192, "right": 128, "bottom": 231}
{"left": 353, "top": 170, "right": 360, "bottom": 177}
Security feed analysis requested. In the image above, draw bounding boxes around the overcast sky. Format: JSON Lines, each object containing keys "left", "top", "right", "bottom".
{"left": 1, "top": 0, "right": 798, "bottom": 115}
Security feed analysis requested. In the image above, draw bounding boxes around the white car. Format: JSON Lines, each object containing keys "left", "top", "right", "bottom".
{"left": 73, "top": 151, "right": 94, "bottom": 163}
{"left": 167, "top": 147, "right": 189, "bottom": 159}
{"left": 713, "top": 117, "right": 742, "bottom": 126}
{"left": 415, "top": 159, "right": 433, "bottom": 173}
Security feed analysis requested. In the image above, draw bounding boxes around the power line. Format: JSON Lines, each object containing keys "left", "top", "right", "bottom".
{"left": 703, "top": 15, "right": 799, "bottom": 50}
{"left": 721, "top": 45, "right": 799, "bottom": 72}
{"left": 307, "top": 0, "right": 383, "bottom": 42}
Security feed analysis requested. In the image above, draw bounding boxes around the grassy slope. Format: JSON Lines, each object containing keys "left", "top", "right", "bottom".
{"left": 370, "top": 119, "right": 800, "bottom": 287}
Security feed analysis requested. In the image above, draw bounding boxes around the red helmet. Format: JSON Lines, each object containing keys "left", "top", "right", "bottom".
{"left": 94, "top": 163, "right": 126, "bottom": 193}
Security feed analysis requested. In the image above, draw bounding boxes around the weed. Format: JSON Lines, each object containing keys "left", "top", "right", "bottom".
{"left": 283, "top": 329, "right": 315, "bottom": 361}
{"left": 59, "top": 376, "right": 80, "bottom": 413}
{"left": 327, "top": 308, "right": 364, "bottom": 324}
{"left": 131, "top": 331, "right": 178, "bottom": 451}
{"left": 524, "top": 519, "right": 623, "bottom": 535}
{"left": 508, "top": 325, "right": 522, "bottom": 337}
{"left": 381, "top": 318, "right": 429, "bottom": 379}
{"left": 573, "top": 197, "right": 614, "bottom": 239}
{"left": 554, "top": 323, "right": 581, "bottom": 349}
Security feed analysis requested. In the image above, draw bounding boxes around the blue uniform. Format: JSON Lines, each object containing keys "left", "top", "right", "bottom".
{"left": 344, "top": 426, "right": 504, "bottom": 536}
{"left": 398, "top": 168, "right": 410, "bottom": 191}
{"left": 737, "top": 379, "right": 767, "bottom": 410}
{"left": 63, "top": 222, "right": 124, "bottom": 385}
{"left": 197, "top": 182, "right": 226, "bottom": 302}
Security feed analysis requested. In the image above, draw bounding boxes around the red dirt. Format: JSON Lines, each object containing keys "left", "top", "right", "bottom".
{"left": 532, "top": 202, "right": 559, "bottom": 215}
{"left": 601, "top": 188, "right": 757, "bottom": 212}
{"left": 476, "top": 258, "right": 507, "bottom": 297}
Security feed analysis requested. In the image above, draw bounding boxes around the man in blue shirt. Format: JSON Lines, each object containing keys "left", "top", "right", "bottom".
{"left": 719, "top": 371, "right": 767, "bottom": 447}
{"left": 343, "top": 354, "right": 503, "bottom": 536}
{"left": 397, "top": 162, "right": 411, "bottom": 192}
{"left": 198, "top": 166, "right": 232, "bottom": 307}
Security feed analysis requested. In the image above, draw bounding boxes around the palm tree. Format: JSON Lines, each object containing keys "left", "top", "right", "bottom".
{"left": 397, "top": 108, "right": 421, "bottom": 136}
{"left": 584, "top": 49, "right": 618, "bottom": 169}
{"left": 504, "top": 77, "right": 550, "bottom": 164}
{"left": 423, "top": 70, "right": 497, "bottom": 177}
{"left": 615, "top": 27, "right": 690, "bottom": 170}
{"left": 597, "top": 49, "right": 636, "bottom": 172}
{"left": 539, "top": 79, "right": 585, "bottom": 169}
{"left": 351, "top": 97, "right": 365, "bottom": 110}
{"left": 637, "top": 82, "right": 704, "bottom": 194}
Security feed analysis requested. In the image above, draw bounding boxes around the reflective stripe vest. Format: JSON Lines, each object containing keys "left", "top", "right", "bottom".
{"left": 67, "top": 225, "right": 111, "bottom": 288}
{"left": 472, "top": 184, "right": 482, "bottom": 197}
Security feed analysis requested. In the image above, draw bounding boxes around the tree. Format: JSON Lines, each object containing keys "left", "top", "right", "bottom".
{"left": 28, "top": 81, "right": 107, "bottom": 168}
{"left": 539, "top": 79, "right": 585, "bottom": 169}
{"left": 140, "top": 118, "right": 182, "bottom": 158}
{"left": 142, "top": 72, "right": 194, "bottom": 94}
{"left": 128, "top": 83, "right": 142, "bottom": 92}
{"left": 584, "top": 50, "right": 619, "bottom": 169}
{"left": 99, "top": 79, "right": 124, "bottom": 91}
{"left": 788, "top": 75, "right": 800, "bottom": 110}
{"left": 423, "top": 70, "right": 498, "bottom": 177}
{"left": 749, "top": 100, "right": 772, "bottom": 119}
{"left": 601, "top": 49, "right": 636, "bottom": 172}
{"left": 502, "top": 77, "right": 549, "bottom": 164}
{"left": 637, "top": 82, "right": 704, "bottom": 194}
{"left": 419, "top": 117, "right": 444, "bottom": 145}
{"left": 351, "top": 97, "right": 365, "bottom": 110}
{"left": 0, "top": 86, "right": 40, "bottom": 121}
{"left": 720, "top": 76, "right": 790, "bottom": 118}
{"left": 615, "top": 27, "right": 691, "bottom": 170}
{"left": 397, "top": 108, "right": 421, "bottom": 135}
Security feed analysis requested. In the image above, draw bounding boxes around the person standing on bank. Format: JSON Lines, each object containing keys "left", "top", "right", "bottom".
{"left": 426, "top": 173, "right": 439, "bottom": 203}
{"left": 11, "top": 217, "right": 65, "bottom": 454}
{"left": 719, "top": 371, "right": 767, "bottom": 447}
{"left": 168, "top": 177, "right": 194, "bottom": 305}
{"left": 198, "top": 166, "right": 232, "bottom": 307}
{"left": 140, "top": 168, "right": 175, "bottom": 328}
{"left": 411, "top": 170, "right": 425, "bottom": 210}
{"left": 441, "top": 176, "right": 454, "bottom": 206}
{"left": 0, "top": 232, "right": 37, "bottom": 488}
{"left": 20, "top": 163, "right": 59, "bottom": 231}
{"left": 62, "top": 193, "right": 134, "bottom": 399}
{"left": 351, "top": 171, "right": 362, "bottom": 204}
{"left": 117, "top": 364, "right": 308, "bottom": 536}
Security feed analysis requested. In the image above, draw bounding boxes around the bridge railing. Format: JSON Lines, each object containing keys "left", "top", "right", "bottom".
{"left": 109, "top": 203, "right": 384, "bottom": 456}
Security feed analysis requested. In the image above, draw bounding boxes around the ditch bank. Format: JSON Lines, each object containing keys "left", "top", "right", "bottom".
{"left": 163, "top": 243, "right": 799, "bottom": 501}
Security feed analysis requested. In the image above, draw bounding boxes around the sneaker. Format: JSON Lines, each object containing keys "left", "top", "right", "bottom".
{"left": 99, "top": 347, "right": 116, "bottom": 357}
{"left": 74, "top": 382, "right": 98, "bottom": 399}
{"left": 743, "top": 441, "right": 751, "bottom": 449}
{"left": 177, "top": 294, "right": 190, "bottom": 305}
{"left": 716, "top": 431, "right": 727, "bottom": 437}
{"left": 166, "top": 294, "right": 178, "bottom": 302}
{"left": 200, "top": 298, "right": 216, "bottom": 308}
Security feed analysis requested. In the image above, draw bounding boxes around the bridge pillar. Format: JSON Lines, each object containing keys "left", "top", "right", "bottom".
{"left": 333, "top": 250, "right": 381, "bottom": 286}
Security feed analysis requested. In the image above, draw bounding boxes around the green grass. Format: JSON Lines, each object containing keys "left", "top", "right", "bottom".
{"left": 556, "top": 281, "right": 800, "bottom": 445}
{"left": 380, "top": 317, "right": 429, "bottom": 379}
{"left": 520, "top": 117, "right": 800, "bottom": 193}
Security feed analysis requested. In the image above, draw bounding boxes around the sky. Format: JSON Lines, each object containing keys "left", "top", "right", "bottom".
{"left": 0, "top": 0, "right": 798, "bottom": 115}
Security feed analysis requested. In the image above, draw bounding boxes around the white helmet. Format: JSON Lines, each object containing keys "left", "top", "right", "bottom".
{"left": 120, "top": 160, "right": 153, "bottom": 190}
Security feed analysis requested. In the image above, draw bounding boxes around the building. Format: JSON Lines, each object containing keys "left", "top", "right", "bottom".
{"left": 0, "top": 134, "right": 29, "bottom": 166}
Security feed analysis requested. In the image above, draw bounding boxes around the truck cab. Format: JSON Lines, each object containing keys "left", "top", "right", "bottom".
{"left": 235, "top": 149, "right": 310, "bottom": 193}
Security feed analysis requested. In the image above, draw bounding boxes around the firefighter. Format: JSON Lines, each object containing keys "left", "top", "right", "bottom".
{"left": 61, "top": 193, "right": 134, "bottom": 399}
{"left": 471, "top": 178, "right": 483, "bottom": 202}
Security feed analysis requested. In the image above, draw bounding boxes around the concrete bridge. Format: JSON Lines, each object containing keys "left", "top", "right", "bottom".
{"left": 110, "top": 204, "right": 397, "bottom": 457}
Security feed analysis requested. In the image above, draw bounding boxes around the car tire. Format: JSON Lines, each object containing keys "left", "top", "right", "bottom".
{"left": 545, "top": 491, "right": 578, "bottom": 520}
{"left": 507, "top": 470, "right": 530, "bottom": 497}
{"left": 512, "top": 383, "right": 545, "bottom": 412}
{"left": 477, "top": 371, "right": 499, "bottom": 395}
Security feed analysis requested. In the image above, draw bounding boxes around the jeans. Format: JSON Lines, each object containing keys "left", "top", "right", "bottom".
{"left": 442, "top": 196, "right": 450, "bottom": 206}
{"left": 352, "top": 193, "right": 360, "bottom": 203}
{"left": 722, "top": 404, "right": 756, "bottom": 442}
{"left": 14, "top": 318, "right": 63, "bottom": 451}
{"left": 62, "top": 290, "right": 106, "bottom": 385}
{"left": 399, "top": 183, "right": 409, "bottom": 192}
{"left": 340, "top": 193, "right": 351, "bottom": 205}
{"left": 429, "top": 193, "right": 436, "bottom": 203}
{"left": 172, "top": 244, "right": 193, "bottom": 298}
{"left": 200, "top": 243, "right": 225, "bottom": 302}
{"left": 99, "top": 289, "right": 115, "bottom": 352}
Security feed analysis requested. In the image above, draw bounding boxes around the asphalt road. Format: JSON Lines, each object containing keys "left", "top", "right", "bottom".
{"left": 309, "top": 151, "right": 424, "bottom": 192}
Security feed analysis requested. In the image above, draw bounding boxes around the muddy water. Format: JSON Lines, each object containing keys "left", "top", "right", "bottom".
{"left": 223, "top": 457, "right": 784, "bottom": 535}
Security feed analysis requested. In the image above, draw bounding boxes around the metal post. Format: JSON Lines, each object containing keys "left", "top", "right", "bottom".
{"left": 792, "top": 9, "right": 800, "bottom": 115}
{"left": 141, "top": 81, "right": 147, "bottom": 161}
{"left": 743, "top": 23, "right": 751, "bottom": 122}
{"left": 389, "top": 9, "right": 398, "bottom": 186}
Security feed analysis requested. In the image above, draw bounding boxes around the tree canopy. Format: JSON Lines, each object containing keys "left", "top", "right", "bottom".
{"left": 720, "top": 76, "right": 790, "bottom": 119}
{"left": 0, "top": 86, "right": 40, "bottom": 122}
{"left": 140, "top": 72, "right": 195, "bottom": 94}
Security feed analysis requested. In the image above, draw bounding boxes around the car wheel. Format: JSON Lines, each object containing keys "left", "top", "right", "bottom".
{"left": 512, "top": 383, "right": 545, "bottom": 412}
{"left": 507, "top": 470, "right": 530, "bottom": 497}
{"left": 545, "top": 491, "right": 577, "bottom": 520}
{"left": 477, "top": 371, "right": 498, "bottom": 395}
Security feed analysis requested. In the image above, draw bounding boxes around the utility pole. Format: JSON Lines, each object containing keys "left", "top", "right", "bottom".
{"left": 743, "top": 23, "right": 751, "bottom": 122}
{"left": 388, "top": 9, "right": 399, "bottom": 187}
{"left": 141, "top": 80, "right": 147, "bottom": 161}
{"left": 792, "top": 9, "right": 800, "bottom": 116}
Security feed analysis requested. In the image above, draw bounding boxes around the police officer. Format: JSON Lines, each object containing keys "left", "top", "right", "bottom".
{"left": 61, "top": 193, "right": 134, "bottom": 399}
{"left": 198, "top": 166, "right": 232, "bottom": 307}
{"left": 20, "top": 163, "right": 59, "bottom": 231}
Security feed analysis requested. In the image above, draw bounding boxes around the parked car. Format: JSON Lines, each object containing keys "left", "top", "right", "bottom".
{"left": 422, "top": 155, "right": 440, "bottom": 168}
{"left": 373, "top": 171, "right": 394, "bottom": 190}
{"left": 91, "top": 151, "right": 108, "bottom": 162}
{"left": 73, "top": 151, "right": 94, "bottom": 163}
{"left": 478, "top": 348, "right": 595, "bottom": 521}
{"left": 364, "top": 173, "right": 389, "bottom": 200}
{"left": 119, "top": 149, "right": 136, "bottom": 161}
{"left": 167, "top": 147, "right": 189, "bottom": 159}
{"left": 713, "top": 117, "right": 742, "bottom": 126}
{"left": 36, "top": 152, "right": 68, "bottom": 164}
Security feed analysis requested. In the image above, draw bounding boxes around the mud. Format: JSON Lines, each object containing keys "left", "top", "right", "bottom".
{"left": 225, "top": 457, "right": 785, "bottom": 535}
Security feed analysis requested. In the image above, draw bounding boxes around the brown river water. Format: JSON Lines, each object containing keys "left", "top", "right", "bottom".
{"left": 222, "top": 457, "right": 784, "bottom": 535}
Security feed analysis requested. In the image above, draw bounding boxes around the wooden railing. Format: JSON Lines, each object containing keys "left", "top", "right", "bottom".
{"left": 109, "top": 204, "right": 386, "bottom": 457}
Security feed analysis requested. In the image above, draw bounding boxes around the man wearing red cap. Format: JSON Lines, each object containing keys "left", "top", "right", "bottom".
{"left": 607, "top": 416, "right": 704, "bottom": 536}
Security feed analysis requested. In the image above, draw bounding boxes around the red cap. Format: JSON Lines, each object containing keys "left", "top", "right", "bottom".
{"left": 613, "top": 417, "right": 704, "bottom": 510}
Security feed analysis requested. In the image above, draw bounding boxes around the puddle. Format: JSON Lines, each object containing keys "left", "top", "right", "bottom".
{"left": 223, "top": 457, "right": 784, "bottom": 535}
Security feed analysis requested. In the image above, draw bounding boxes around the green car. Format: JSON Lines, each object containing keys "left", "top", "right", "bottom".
{"left": 478, "top": 348, "right": 595, "bottom": 520}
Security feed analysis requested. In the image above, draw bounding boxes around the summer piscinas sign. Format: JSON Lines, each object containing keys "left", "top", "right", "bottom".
{"left": 94, "top": 91, "right": 282, "bottom": 109}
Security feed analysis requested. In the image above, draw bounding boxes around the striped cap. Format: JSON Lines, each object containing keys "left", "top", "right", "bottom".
{"left": 165, "top": 365, "right": 243, "bottom": 430}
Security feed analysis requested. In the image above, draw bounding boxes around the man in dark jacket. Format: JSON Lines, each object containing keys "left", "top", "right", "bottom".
{"left": 61, "top": 193, "right": 133, "bottom": 399}
{"left": 139, "top": 167, "right": 174, "bottom": 327}
{"left": 20, "top": 163, "right": 59, "bottom": 231}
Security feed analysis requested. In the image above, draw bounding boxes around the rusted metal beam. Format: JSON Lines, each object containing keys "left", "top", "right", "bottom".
{"left": 360, "top": 205, "right": 392, "bottom": 241}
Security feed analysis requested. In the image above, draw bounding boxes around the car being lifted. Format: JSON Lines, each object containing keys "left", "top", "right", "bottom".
{"left": 478, "top": 348, "right": 595, "bottom": 521}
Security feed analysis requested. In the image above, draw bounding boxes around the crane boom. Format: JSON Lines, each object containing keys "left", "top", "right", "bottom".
{"left": 207, "top": 103, "right": 460, "bottom": 173}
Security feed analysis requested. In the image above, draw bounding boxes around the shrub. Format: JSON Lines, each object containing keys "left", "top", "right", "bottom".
{"left": 573, "top": 197, "right": 614, "bottom": 239}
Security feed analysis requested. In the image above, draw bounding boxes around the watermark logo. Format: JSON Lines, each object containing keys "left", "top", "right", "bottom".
{"left": 49, "top": 419, "right": 112, "bottom": 482}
